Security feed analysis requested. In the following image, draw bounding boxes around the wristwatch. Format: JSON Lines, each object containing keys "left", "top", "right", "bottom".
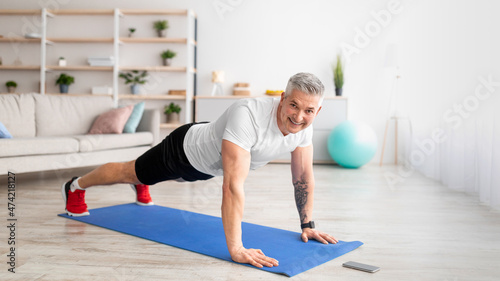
{"left": 301, "top": 221, "right": 315, "bottom": 229}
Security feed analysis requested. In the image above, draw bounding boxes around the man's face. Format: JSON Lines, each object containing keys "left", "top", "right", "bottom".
{"left": 277, "top": 89, "right": 322, "bottom": 136}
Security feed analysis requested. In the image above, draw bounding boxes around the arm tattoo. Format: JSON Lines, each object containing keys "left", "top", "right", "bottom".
{"left": 294, "top": 178, "right": 309, "bottom": 223}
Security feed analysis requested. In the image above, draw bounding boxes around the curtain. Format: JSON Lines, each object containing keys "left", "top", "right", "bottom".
{"left": 409, "top": 93, "right": 500, "bottom": 210}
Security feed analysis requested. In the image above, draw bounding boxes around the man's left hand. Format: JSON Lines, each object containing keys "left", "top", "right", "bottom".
{"left": 301, "top": 228, "right": 338, "bottom": 244}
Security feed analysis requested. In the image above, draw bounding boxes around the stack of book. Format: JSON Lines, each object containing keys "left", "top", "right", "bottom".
{"left": 87, "top": 56, "right": 114, "bottom": 66}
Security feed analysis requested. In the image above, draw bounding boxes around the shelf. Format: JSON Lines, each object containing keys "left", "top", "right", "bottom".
{"left": 45, "top": 93, "right": 113, "bottom": 97}
{"left": 120, "top": 37, "right": 187, "bottom": 44}
{"left": 43, "top": 37, "right": 191, "bottom": 44}
{"left": 160, "top": 123, "right": 183, "bottom": 129}
{"left": 195, "top": 96, "right": 259, "bottom": 99}
{"left": 119, "top": 66, "right": 187, "bottom": 72}
{"left": 47, "top": 38, "right": 114, "bottom": 43}
{"left": 194, "top": 95, "right": 349, "bottom": 100}
{"left": 119, "top": 94, "right": 186, "bottom": 100}
{"left": 120, "top": 9, "right": 189, "bottom": 16}
{"left": 324, "top": 96, "right": 348, "bottom": 100}
{"left": 0, "top": 9, "right": 191, "bottom": 16}
{"left": 0, "top": 9, "right": 41, "bottom": 15}
{"left": 0, "top": 38, "right": 41, "bottom": 43}
{"left": 0, "top": 65, "right": 40, "bottom": 70}
{"left": 47, "top": 9, "right": 115, "bottom": 16}
{"left": 46, "top": 65, "right": 113, "bottom": 71}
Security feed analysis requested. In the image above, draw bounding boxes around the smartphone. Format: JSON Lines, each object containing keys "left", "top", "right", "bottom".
{"left": 342, "top": 261, "right": 380, "bottom": 273}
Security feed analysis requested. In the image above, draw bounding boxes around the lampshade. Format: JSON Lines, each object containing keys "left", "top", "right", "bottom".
{"left": 384, "top": 44, "right": 398, "bottom": 68}
{"left": 212, "top": 71, "right": 225, "bottom": 83}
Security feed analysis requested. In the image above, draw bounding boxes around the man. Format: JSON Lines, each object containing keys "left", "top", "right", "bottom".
{"left": 62, "top": 72, "right": 338, "bottom": 268}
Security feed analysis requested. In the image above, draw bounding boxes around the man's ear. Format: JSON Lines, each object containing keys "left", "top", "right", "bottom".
{"left": 316, "top": 106, "right": 322, "bottom": 117}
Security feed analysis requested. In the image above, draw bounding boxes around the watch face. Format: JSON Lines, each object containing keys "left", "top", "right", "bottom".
{"left": 310, "top": 221, "right": 315, "bottom": 228}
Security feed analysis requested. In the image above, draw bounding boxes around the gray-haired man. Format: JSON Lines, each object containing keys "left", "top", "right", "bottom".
{"left": 62, "top": 72, "right": 338, "bottom": 268}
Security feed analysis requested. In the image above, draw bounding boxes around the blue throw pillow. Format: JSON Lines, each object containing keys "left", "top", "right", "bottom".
{"left": 0, "top": 121, "right": 13, "bottom": 139}
{"left": 123, "top": 102, "right": 145, "bottom": 133}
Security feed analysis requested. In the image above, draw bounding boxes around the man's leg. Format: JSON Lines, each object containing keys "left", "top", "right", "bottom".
{"left": 62, "top": 160, "right": 153, "bottom": 216}
{"left": 78, "top": 160, "right": 140, "bottom": 189}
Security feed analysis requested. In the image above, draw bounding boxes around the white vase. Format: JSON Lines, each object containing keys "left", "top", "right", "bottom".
{"left": 157, "top": 30, "right": 166, "bottom": 38}
{"left": 166, "top": 112, "right": 179, "bottom": 123}
{"left": 163, "top": 58, "right": 172, "bottom": 66}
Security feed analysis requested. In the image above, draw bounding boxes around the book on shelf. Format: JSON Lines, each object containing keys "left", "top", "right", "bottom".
{"left": 87, "top": 56, "right": 114, "bottom": 66}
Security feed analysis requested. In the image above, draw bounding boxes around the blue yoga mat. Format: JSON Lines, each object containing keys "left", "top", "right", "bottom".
{"left": 58, "top": 203, "right": 362, "bottom": 277}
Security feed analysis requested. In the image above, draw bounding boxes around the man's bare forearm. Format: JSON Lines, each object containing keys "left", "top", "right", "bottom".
{"left": 221, "top": 183, "right": 244, "bottom": 255}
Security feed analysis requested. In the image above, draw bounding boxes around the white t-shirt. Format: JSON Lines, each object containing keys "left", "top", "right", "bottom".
{"left": 183, "top": 98, "right": 313, "bottom": 176}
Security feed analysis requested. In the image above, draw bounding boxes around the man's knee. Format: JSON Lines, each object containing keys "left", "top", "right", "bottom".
{"left": 121, "top": 160, "right": 140, "bottom": 183}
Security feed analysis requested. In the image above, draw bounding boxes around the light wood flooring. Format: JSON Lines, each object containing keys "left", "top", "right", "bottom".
{"left": 0, "top": 164, "right": 499, "bottom": 280}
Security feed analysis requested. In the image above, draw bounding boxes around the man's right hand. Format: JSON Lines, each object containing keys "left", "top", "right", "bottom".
{"left": 231, "top": 246, "right": 279, "bottom": 268}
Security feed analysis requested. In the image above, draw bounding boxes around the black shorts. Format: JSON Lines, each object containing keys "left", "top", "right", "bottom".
{"left": 135, "top": 123, "right": 214, "bottom": 185}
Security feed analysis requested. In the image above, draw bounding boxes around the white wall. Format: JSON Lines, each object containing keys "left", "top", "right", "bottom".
{"left": 3, "top": 0, "right": 499, "bottom": 164}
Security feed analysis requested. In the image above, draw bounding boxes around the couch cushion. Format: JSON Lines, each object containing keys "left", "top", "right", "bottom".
{"left": 0, "top": 93, "right": 36, "bottom": 137}
{"left": 34, "top": 94, "right": 114, "bottom": 137}
{"left": 123, "top": 102, "right": 145, "bottom": 133}
{"left": 89, "top": 105, "right": 134, "bottom": 134}
{"left": 0, "top": 137, "right": 79, "bottom": 157}
{"left": 75, "top": 132, "right": 153, "bottom": 153}
{"left": 0, "top": 121, "right": 13, "bottom": 139}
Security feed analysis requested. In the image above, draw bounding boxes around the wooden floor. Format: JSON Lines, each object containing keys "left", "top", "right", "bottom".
{"left": 1, "top": 164, "right": 499, "bottom": 280}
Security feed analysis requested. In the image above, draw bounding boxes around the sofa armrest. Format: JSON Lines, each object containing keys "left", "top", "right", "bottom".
{"left": 137, "top": 109, "right": 160, "bottom": 145}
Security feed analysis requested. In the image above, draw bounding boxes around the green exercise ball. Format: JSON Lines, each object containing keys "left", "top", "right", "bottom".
{"left": 327, "top": 121, "right": 378, "bottom": 168}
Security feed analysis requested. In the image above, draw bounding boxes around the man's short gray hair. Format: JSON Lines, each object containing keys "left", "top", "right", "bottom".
{"left": 284, "top": 72, "right": 325, "bottom": 105}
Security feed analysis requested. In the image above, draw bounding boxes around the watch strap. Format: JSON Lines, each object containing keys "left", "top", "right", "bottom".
{"left": 301, "top": 221, "right": 315, "bottom": 229}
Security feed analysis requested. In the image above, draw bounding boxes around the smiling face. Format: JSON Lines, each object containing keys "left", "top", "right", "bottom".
{"left": 276, "top": 89, "right": 322, "bottom": 136}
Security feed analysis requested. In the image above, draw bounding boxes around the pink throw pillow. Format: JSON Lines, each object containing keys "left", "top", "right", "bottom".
{"left": 89, "top": 105, "right": 134, "bottom": 134}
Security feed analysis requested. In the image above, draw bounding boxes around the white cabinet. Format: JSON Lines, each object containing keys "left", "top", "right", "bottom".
{"left": 195, "top": 96, "right": 348, "bottom": 163}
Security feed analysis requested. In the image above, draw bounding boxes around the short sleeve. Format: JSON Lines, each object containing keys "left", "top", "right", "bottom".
{"left": 222, "top": 105, "right": 257, "bottom": 151}
{"left": 297, "top": 125, "right": 314, "bottom": 147}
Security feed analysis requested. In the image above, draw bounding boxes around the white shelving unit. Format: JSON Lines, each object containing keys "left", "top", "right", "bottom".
{"left": 0, "top": 8, "right": 198, "bottom": 128}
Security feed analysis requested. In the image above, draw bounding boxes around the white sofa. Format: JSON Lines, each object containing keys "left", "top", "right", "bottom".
{"left": 0, "top": 93, "right": 159, "bottom": 175}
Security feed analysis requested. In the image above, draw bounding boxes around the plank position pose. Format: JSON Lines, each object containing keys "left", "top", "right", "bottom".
{"left": 62, "top": 72, "right": 338, "bottom": 268}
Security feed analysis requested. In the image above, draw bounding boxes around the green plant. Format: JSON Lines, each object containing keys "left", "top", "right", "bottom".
{"left": 333, "top": 54, "right": 344, "bottom": 89}
{"left": 161, "top": 49, "right": 177, "bottom": 59}
{"left": 128, "top": 28, "right": 136, "bottom": 33}
{"left": 154, "top": 20, "right": 169, "bottom": 31}
{"left": 55, "top": 73, "right": 74, "bottom": 85}
{"left": 59, "top": 57, "right": 65, "bottom": 60}
{"left": 119, "top": 70, "right": 148, "bottom": 85}
{"left": 164, "top": 102, "right": 181, "bottom": 114}
{"left": 6, "top": 81, "right": 17, "bottom": 87}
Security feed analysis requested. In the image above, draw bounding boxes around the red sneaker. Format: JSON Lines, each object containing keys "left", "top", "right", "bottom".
{"left": 62, "top": 177, "right": 90, "bottom": 217}
{"left": 130, "top": 184, "right": 154, "bottom": 206}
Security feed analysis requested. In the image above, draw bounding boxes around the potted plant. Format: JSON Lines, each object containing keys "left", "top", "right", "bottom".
{"left": 164, "top": 102, "right": 181, "bottom": 123}
{"left": 119, "top": 70, "right": 148, "bottom": 94}
{"left": 58, "top": 57, "right": 67, "bottom": 67}
{"left": 128, "top": 28, "right": 136, "bottom": 37}
{"left": 154, "top": 20, "right": 169, "bottom": 38}
{"left": 55, "top": 73, "right": 74, "bottom": 94}
{"left": 333, "top": 54, "right": 344, "bottom": 96}
{"left": 6, "top": 81, "right": 17, "bottom": 93}
{"left": 161, "top": 49, "right": 177, "bottom": 66}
